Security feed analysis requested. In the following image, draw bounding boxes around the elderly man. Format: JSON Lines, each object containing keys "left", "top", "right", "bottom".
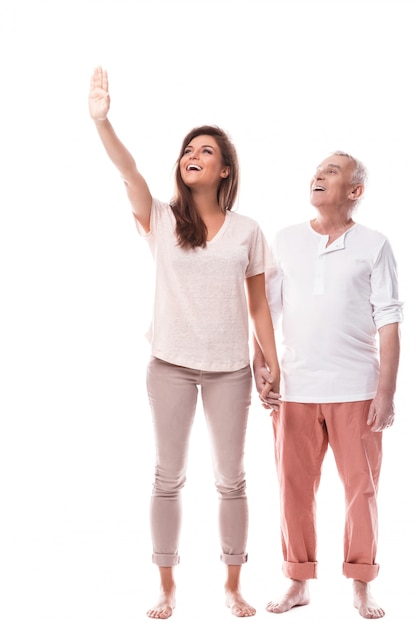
{"left": 254, "top": 151, "right": 403, "bottom": 619}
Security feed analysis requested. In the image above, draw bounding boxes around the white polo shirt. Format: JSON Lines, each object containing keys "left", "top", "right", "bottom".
{"left": 267, "top": 221, "right": 403, "bottom": 403}
{"left": 135, "top": 199, "right": 272, "bottom": 372}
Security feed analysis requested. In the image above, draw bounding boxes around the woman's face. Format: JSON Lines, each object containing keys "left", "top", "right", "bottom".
{"left": 180, "top": 134, "right": 229, "bottom": 190}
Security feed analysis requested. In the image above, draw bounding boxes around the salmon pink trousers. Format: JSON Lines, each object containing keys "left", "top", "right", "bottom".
{"left": 146, "top": 356, "right": 252, "bottom": 567}
{"left": 273, "top": 400, "right": 382, "bottom": 583}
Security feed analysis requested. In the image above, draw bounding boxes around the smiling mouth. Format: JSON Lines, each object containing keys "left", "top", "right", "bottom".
{"left": 186, "top": 164, "right": 202, "bottom": 171}
{"left": 312, "top": 185, "right": 325, "bottom": 191}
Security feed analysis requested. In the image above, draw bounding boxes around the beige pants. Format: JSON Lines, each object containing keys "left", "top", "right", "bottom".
{"left": 273, "top": 400, "right": 382, "bottom": 582}
{"left": 146, "top": 357, "right": 252, "bottom": 567}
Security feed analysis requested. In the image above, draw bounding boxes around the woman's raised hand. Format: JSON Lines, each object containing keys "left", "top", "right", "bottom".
{"left": 88, "top": 66, "right": 110, "bottom": 122}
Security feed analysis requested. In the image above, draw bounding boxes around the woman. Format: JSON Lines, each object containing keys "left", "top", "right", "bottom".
{"left": 88, "top": 66, "right": 280, "bottom": 619}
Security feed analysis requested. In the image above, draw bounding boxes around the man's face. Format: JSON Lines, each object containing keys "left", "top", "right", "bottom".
{"left": 310, "top": 155, "right": 357, "bottom": 210}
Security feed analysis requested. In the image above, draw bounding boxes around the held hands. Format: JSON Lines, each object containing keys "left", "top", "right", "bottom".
{"left": 253, "top": 363, "right": 281, "bottom": 414}
{"left": 88, "top": 66, "right": 110, "bottom": 122}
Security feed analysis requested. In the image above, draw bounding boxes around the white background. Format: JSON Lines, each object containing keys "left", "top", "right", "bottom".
{"left": 0, "top": 1, "right": 415, "bottom": 624}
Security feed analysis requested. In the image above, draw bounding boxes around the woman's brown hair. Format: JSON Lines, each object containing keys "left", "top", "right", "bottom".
{"left": 170, "top": 125, "right": 239, "bottom": 249}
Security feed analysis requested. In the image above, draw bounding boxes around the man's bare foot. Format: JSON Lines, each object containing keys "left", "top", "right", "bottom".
{"left": 225, "top": 588, "right": 256, "bottom": 617}
{"left": 353, "top": 580, "right": 385, "bottom": 619}
{"left": 266, "top": 579, "right": 310, "bottom": 614}
{"left": 147, "top": 588, "right": 176, "bottom": 619}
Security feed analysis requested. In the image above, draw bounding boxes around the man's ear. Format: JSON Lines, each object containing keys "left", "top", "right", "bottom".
{"left": 349, "top": 183, "right": 364, "bottom": 200}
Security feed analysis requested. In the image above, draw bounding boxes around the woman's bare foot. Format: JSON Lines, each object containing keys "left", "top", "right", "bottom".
{"left": 225, "top": 588, "right": 256, "bottom": 617}
{"left": 266, "top": 579, "right": 310, "bottom": 614}
{"left": 353, "top": 580, "right": 385, "bottom": 619}
{"left": 147, "top": 587, "right": 176, "bottom": 619}
{"left": 224, "top": 564, "right": 256, "bottom": 617}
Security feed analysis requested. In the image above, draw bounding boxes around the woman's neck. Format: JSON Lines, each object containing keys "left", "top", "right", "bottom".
{"left": 192, "top": 189, "right": 223, "bottom": 217}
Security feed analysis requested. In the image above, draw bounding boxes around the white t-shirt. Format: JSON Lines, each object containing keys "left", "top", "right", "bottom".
{"left": 267, "top": 221, "right": 404, "bottom": 403}
{"left": 135, "top": 199, "right": 272, "bottom": 372}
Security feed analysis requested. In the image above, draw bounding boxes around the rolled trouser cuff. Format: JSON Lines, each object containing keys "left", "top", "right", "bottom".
{"left": 220, "top": 552, "right": 248, "bottom": 565}
{"left": 152, "top": 553, "right": 180, "bottom": 567}
{"left": 343, "top": 562, "right": 379, "bottom": 582}
{"left": 283, "top": 560, "right": 318, "bottom": 580}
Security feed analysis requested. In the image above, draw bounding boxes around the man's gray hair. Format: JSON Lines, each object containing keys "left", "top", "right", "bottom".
{"left": 331, "top": 151, "right": 368, "bottom": 186}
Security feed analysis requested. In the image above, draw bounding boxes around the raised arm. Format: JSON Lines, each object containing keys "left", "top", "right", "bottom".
{"left": 88, "top": 66, "right": 152, "bottom": 231}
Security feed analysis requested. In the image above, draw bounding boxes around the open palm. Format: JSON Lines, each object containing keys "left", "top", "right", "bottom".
{"left": 88, "top": 66, "right": 110, "bottom": 121}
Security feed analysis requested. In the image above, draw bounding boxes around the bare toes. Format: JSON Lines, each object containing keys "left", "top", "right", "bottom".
{"left": 147, "top": 605, "right": 173, "bottom": 619}
{"left": 360, "top": 607, "right": 385, "bottom": 619}
{"left": 226, "top": 591, "right": 256, "bottom": 618}
{"left": 232, "top": 604, "right": 256, "bottom": 617}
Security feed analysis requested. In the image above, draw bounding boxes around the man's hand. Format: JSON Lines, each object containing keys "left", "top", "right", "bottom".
{"left": 253, "top": 363, "right": 281, "bottom": 412}
{"left": 367, "top": 395, "right": 395, "bottom": 431}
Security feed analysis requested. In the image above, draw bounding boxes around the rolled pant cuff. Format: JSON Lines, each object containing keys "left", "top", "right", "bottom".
{"left": 152, "top": 553, "right": 180, "bottom": 567}
{"left": 343, "top": 562, "right": 379, "bottom": 582}
{"left": 220, "top": 552, "right": 248, "bottom": 566}
{"left": 283, "top": 561, "right": 318, "bottom": 580}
